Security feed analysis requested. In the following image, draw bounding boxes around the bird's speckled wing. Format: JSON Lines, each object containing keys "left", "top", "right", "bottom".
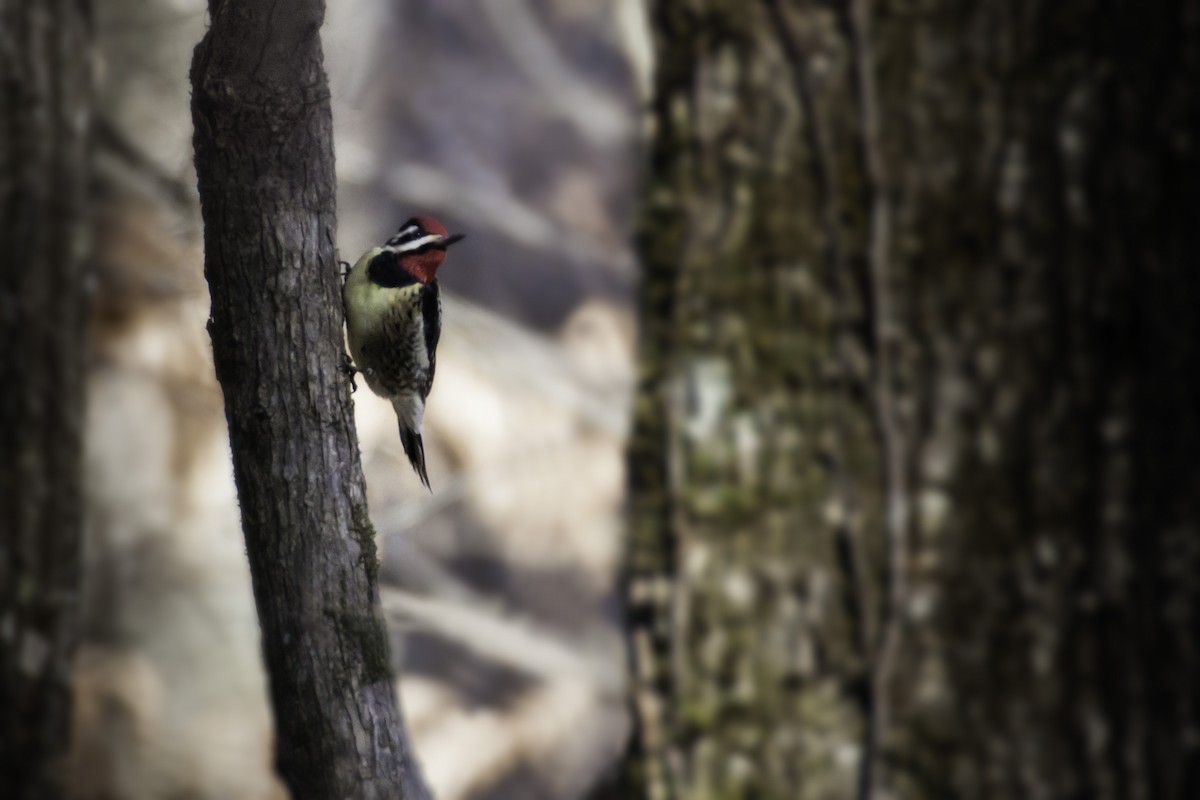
{"left": 421, "top": 281, "right": 441, "bottom": 398}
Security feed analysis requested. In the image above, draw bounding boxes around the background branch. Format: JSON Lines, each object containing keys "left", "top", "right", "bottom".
{"left": 841, "top": 0, "right": 908, "bottom": 797}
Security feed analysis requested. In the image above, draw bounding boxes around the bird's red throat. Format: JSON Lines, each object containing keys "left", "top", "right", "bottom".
{"left": 398, "top": 249, "right": 445, "bottom": 284}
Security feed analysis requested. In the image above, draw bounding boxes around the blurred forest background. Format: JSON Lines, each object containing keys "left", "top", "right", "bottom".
{"left": 2, "top": 0, "right": 1199, "bottom": 799}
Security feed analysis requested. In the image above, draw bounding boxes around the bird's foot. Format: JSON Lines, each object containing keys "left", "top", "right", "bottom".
{"left": 341, "top": 353, "right": 359, "bottom": 393}
{"left": 339, "top": 260, "right": 351, "bottom": 284}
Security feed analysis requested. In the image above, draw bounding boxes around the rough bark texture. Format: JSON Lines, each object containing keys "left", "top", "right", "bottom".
{"left": 0, "top": 1, "right": 91, "bottom": 797}
{"left": 190, "top": 2, "right": 430, "bottom": 798}
{"left": 627, "top": 1, "right": 1200, "bottom": 798}
{"left": 626, "top": 5, "right": 861, "bottom": 797}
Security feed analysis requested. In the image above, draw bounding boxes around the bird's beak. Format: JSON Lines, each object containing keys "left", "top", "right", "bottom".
{"left": 439, "top": 233, "right": 465, "bottom": 248}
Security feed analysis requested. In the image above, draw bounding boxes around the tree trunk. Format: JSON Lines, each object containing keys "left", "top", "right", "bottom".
{"left": 190, "top": 2, "right": 430, "bottom": 798}
{"left": 0, "top": 0, "right": 91, "bottom": 797}
{"left": 626, "top": 1, "right": 1200, "bottom": 799}
{"left": 626, "top": 3, "right": 878, "bottom": 797}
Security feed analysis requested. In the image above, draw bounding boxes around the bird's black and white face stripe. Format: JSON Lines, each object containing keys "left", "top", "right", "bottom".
{"left": 385, "top": 219, "right": 445, "bottom": 254}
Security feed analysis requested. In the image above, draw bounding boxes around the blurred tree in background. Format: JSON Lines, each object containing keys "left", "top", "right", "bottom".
{"left": 0, "top": 1, "right": 92, "bottom": 797}
{"left": 625, "top": 1, "right": 1200, "bottom": 799}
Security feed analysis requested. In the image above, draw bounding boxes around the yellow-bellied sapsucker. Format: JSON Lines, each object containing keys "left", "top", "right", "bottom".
{"left": 343, "top": 216, "right": 464, "bottom": 488}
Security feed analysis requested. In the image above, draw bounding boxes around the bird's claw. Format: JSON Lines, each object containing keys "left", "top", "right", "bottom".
{"left": 341, "top": 353, "right": 359, "bottom": 393}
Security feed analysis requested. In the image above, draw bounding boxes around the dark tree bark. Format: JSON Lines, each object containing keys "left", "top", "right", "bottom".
{"left": 190, "top": 2, "right": 430, "bottom": 798}
{"left": 626, "top": 1, "right": 1200, "bottom": 799}
{"left": 0, "top": 1, "right": 91, "bottom": 797}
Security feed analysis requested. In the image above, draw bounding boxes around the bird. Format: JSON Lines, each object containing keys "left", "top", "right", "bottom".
{"left": 342, "top": 216, "right": 464, "bottom": 489}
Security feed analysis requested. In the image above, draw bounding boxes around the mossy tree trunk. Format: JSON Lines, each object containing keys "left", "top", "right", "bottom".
{"left": 627, "top": 3, "right": 882, "bottom": 797}
{"left": 0, "top": 1, "right": 91, "bottom": 797}
{"left": 626, "top": 1, "right": 1200, "bottom": 799}
{"left": 190, "top": 1, "right": 430, "bottom": 797}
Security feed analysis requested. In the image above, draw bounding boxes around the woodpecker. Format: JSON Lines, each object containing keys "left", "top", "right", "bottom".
{"left": 343, "top": 216, "right": 464, "bottom": 489}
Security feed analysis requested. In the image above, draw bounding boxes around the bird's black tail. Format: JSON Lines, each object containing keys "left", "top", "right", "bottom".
{"left": 399, "top": 425, "right": 431, "bottom": 490}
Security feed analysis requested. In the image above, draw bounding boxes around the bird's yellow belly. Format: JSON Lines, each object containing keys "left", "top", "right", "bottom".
{"left": 344, "top": 277, "right": 426, "bottom": 398}
{"left": 345, "top": 280, "right": 419, "bottom": 353}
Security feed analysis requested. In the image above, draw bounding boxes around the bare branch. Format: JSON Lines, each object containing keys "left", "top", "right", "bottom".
{"left": 381, "top": 588, "right": 624, "bottom": 694}
{"left": 842, "top": 0, "right": 908, "bottom": 797}
{"left": 479, "top": 0, "right": 633, "bottom": 147}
